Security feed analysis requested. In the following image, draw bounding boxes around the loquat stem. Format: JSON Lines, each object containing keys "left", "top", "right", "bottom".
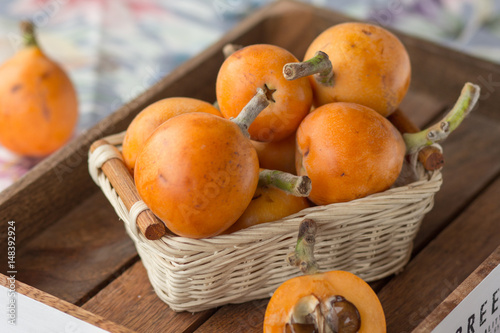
{"left": 418, "top": 147, "right": 444, "bottom": 170}
{"left": 222, "top": 43, "right": 243, "bottom": 58}
{"left": 404, "top": 82, "right": 481, "bottom": 154}
{"left": 388, "top": 109, "right": 445, "bottom": 171}
{"left": 287, "top": 219, "right": 320, "bottom": 275}
{"left": 258, "top": 169, "right": 311, "bottom": 197}
{"left": 20, "top": 21, "right": 38, "bottom": 48}
{"left": 232, "top": 87, "right": 271, "bottom": 137}
{"left": 283, "top": 51, "right": 334, "bottom": 86}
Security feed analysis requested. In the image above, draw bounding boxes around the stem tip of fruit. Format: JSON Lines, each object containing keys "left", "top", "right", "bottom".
{"left": 283, "top": 51, "right": 334, "bottom": 86}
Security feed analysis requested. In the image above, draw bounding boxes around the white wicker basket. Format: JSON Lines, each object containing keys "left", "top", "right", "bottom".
{"left": 88, "top": 132, "right": 442, "bottom": 312}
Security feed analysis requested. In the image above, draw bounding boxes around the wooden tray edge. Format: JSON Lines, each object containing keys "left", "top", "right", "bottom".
{"left": 413, "top": 245, "right": 500, "bottom": 332}
{"left": 0, "top": 273, "right": 134, "bottom": 333}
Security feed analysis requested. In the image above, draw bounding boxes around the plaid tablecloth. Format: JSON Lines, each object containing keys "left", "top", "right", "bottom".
{"left": 0, "top": 0, "right": 499, "bottom": 191}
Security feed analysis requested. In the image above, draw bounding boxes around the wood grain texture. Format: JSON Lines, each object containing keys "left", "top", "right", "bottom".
{"left": 195, "top": 299, "right": 269, "bottom": 333}
{"left": 398, "top": 33, "right": 500, "bottom": 122}
{"left": 14, "top": 191, "right": 137, "bottom": 305}
{"left": 414, "top": 113, "right": 500, "bottom": 252}
{"left": 398, "top": 89, "right": 449, "bottom": 129}
{"left": 378, "top": 176, "right": 500, "bottom": 332}
{"left": 0, "top": 274, "right": 133, "bottom": 333}
{"left": 413, "top": 245, "right": 500, "bottom": 332}
{"left": 82, "top": 261, "right": 216, "bottom": 333}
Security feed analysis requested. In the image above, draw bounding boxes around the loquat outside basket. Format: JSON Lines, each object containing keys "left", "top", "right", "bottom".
{"left": 88, "top": 131, "right": 442, "bottom": 312}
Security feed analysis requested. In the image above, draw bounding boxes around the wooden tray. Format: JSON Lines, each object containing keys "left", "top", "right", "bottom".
{"left": 414, "top": 245, "right": 500, "bottom": 332}
{"left": 1, "top": 1, "right": 500, "bottom": 331}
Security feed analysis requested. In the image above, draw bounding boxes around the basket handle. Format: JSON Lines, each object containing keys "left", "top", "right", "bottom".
{"left": 388, "top": 109, "right": 444, "bottom": 171}
{"left": 90, "top": 139, "right": 167, "bottom": 240}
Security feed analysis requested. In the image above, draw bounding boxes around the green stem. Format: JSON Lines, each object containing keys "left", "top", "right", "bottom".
{"left": 231, "top": 87, "right": 271, "bottom": 137}
{"left": 283, "top": 51, "right": 334, "bottom": 86}
{"left": 287, "top": 219, "right": 320, "bottom": 275}
{"left": 258, "top": 169, "right": 311, "bottom": 197}
{"left": 20, "top": 21, "right": 38, "bottom": 48}
{"left": 404, "top": 82, "right": 481, "bottom": 154}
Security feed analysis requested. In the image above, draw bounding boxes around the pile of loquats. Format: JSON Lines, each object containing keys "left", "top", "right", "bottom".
{"left": 121, "top": 22, "right": 479, "bottom": 332}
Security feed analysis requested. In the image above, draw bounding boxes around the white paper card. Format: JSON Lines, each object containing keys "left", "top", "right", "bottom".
{"left": 432, "top": 264, "right": 500, "bottom": 333}
{"left": 0, "top": 285, "right": 109, "bottom": 333}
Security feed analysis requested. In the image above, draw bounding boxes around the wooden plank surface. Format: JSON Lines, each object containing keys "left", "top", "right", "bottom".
{"left": 398, "top": 89, "right": 449, "bottom": 128}
{"left": 413, "top": 245, "right": 500, "bottom": 332}
{"left": 414, "top": 112, "right": 500, "bottom": 252}
{"left": 198, "top": 299, "right": 269, "bottom": 333}
{"left": 0, "top": 274, "right": 133, "bottom": 333}
{"left": 81, "top": 261, "right": 216, "bottom": 333}
{"left": 378, "top": 176, "right": 500, "bottom": 332}
{"left": 15, "top": 191, "right": 137, "bottom": 305}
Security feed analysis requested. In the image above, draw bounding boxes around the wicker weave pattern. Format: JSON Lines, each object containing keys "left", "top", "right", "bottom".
{"left": 88, "top": 132, "right": 442, "bottom": 312}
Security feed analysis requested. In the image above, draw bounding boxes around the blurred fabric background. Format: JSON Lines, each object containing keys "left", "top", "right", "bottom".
{"left": 0, "top": 0, "right": 499, "bottom": 191}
